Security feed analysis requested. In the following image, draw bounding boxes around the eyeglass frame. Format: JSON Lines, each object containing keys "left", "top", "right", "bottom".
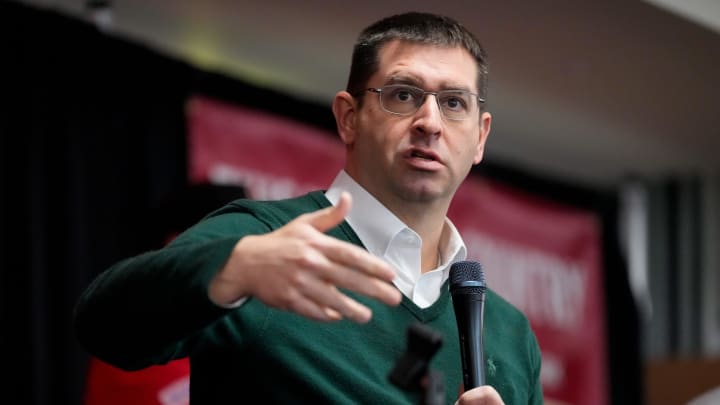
{"left": 357, "top": 84, "right": 486, "bottom": 121}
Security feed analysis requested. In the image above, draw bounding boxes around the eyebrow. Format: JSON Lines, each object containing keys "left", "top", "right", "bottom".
{"left": 385, "top": 75, "right": 420, "bottom": 86}
{"left": 385, "top": 75, "right": 474, "bottom": 93}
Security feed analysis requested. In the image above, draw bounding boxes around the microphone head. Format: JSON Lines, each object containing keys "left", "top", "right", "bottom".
{"left": 449, "top": 261, "right": 486, "bottom": 294}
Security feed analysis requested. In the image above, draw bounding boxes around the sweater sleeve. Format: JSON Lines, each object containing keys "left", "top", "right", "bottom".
{"left": 73, "top": 210, "right": 270, "bottom": 371}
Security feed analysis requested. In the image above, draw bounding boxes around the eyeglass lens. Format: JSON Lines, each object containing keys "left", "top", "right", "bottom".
{"left": 379, "top": 85, "right": 476, "bottom": 120}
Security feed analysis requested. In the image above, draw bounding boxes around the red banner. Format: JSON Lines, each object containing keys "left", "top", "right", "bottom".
{"left": 187, "top": 95, "right": 608, "bottom": 405}
{"left": 450, "top": 179, "right": 607, "bottom": 404}
{"left": 187, "top": 96, "right": 344, "bottom": 199}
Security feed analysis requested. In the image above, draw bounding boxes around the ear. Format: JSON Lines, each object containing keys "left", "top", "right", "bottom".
{"left": 332, "top": 91, "right": 357, "bottom": 146}
{"left": 473, "top": 111, "right": 492, "bottom": 164}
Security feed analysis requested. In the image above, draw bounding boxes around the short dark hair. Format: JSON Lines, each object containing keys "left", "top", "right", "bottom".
{"left": 346, "top": 12, "right": 489, "bottom": 106}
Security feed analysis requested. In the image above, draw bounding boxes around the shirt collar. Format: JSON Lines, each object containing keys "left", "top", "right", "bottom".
{"left": 324, "top": 170, "right": 467, "bottom": 268}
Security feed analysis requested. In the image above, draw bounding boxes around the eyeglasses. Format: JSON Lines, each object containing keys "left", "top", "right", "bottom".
{"left": 363, "top": 84, "right": 485, "bottom": 121}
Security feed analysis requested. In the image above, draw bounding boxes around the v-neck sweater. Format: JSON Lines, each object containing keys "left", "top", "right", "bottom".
{"left": 74, "top": 191, "right": 543, "bottom": 404}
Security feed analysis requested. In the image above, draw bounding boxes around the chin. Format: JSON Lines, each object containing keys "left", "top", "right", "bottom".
{"left": 397, "top": 184, "right": 445, "bottom": 203}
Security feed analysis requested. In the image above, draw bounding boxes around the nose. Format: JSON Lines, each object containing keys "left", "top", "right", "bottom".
{"left": 412, "top": 94, "right": 443, "bottom": 136}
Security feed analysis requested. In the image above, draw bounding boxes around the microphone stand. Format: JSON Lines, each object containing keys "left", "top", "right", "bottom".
{"left": 421, "top": 369, "right": 445, "bottom": 405}
{"left": 388, "top": 322, "right": 445, "bottom": 405}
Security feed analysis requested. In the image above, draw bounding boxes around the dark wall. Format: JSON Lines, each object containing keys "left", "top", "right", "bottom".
{"left": 0, "top": 2, "right": 641, "bottom": 404}
{"left": 1, "top": 3, "right": 190, "bottom": 404}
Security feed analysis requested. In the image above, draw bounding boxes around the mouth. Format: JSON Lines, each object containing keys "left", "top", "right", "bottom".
{"left": 405, "top": 148, "right": 443, "bottom": 170}
{"left": 408, "top": 148, "right": 440, "bottom": 162}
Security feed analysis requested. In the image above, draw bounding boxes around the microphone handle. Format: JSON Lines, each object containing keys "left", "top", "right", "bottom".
{"left": 453, "top": 292, "right": 485, "bottom": 389}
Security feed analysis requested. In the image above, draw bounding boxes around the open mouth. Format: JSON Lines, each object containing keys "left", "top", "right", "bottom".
{"left": 410, "top": 150, "right": 437, "bottom": 161}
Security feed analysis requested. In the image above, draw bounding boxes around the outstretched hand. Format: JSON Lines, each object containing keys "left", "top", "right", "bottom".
{"left": 208, "top": 191, "right": 402, "bottom": 322}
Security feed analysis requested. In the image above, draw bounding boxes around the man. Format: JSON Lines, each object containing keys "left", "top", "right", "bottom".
{"left": 75, "top": 11, "right": 543, "bottom": 404}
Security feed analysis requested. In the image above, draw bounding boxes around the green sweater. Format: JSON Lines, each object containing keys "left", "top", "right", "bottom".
{"left": 75, "top": 191, "right": 543, "bottom": 404}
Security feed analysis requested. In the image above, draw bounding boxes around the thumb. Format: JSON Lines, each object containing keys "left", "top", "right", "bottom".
{"left": 304, "top": 191, "right": 352, "bottom": 232}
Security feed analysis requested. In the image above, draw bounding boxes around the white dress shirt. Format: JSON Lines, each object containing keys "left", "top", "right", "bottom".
{"left": 325, "top": 170, "right": 467, "bottom": 308}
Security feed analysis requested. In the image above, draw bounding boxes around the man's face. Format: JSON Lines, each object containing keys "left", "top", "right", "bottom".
{"left": 341, "top": 40, "right": 491, "bottom": 208}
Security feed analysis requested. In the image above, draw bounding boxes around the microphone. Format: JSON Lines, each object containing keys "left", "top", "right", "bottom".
{"left": 449, "top": 260, "right": 487, "bottom": 390}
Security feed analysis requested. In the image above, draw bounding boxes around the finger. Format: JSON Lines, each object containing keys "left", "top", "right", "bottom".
{"left": 302, "top": 191, "right": 352, "bottom": 233}
{"left": 295, "top": 245, "right": 401, "bottom": 307}
{"left": 455, "top": 385, "right": 505, "bottom": 405}
{"left": 307, "top": 237, "right": 401, "bottom": 306}
{"left": 316, "top": 235, "right": 397, "bottom": 282}
{"left": 288, "top": 293, "right": 343, "bottom": 322}
{"left": 299, "top": 278, "right": 373, "bottom": 323}
{"left": 332, "top": 265, "right": 402, "bottom": 307}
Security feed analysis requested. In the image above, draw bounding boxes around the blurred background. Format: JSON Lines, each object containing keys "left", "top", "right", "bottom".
{"left": 1, "top": 0, "right": 719, "bottom": 404}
